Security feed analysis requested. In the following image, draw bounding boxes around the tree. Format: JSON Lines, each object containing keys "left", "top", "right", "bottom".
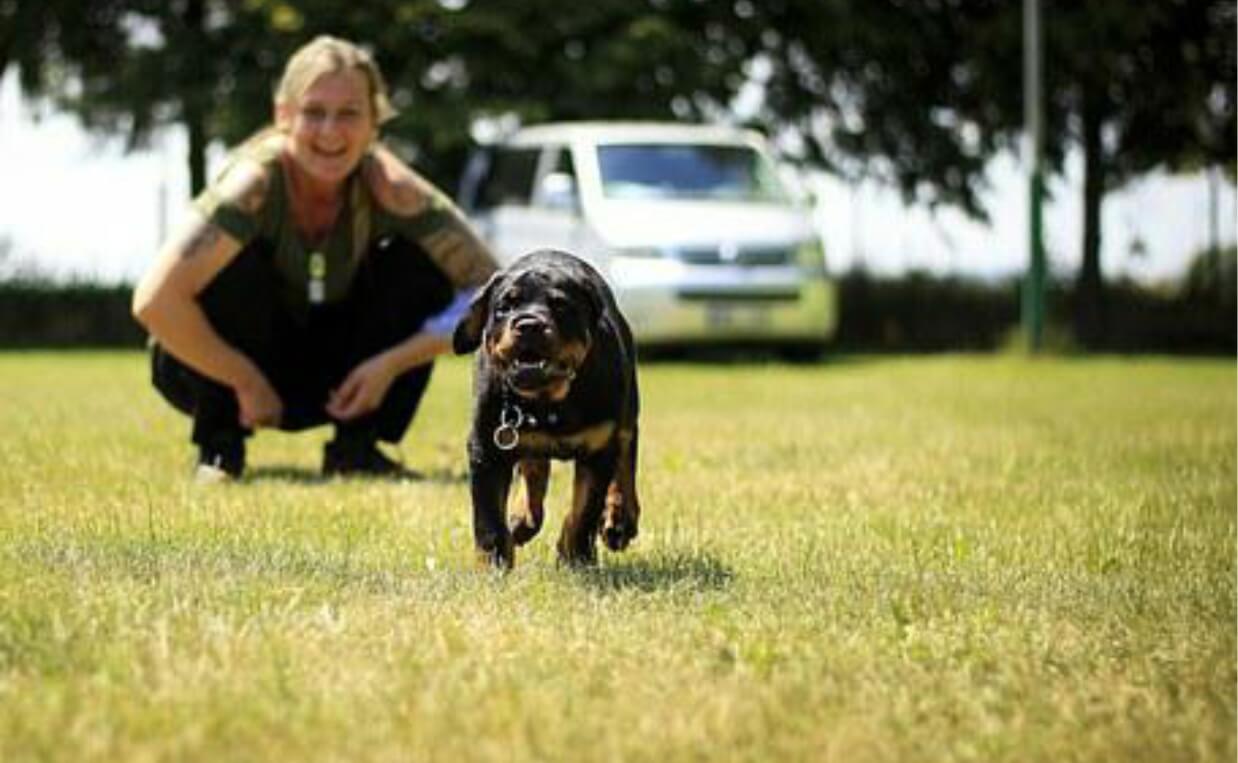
{"left": 747, "top": 0, "right": 1236, "bottom": 346}
{"left": 1049, "top": 1, "right": 1235, "bottom": 343}
{"left": 1, "top": 1, "right": 129, "bottom": 97}
{"left": 2, "top": 0, "right": 263, "bottom": 194}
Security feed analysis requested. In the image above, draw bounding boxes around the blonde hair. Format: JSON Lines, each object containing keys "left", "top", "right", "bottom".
{"left": 275, "top": 35, "right": 397, "bottom": 125}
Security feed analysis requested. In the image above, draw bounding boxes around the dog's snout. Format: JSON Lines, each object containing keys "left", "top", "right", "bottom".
{"left": 511, "top": 314, "right": 549, "bottom": 336}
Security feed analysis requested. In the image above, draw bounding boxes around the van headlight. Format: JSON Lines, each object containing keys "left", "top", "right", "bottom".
{"left": 796, "top": 239, "right": 827, "bottom": 276}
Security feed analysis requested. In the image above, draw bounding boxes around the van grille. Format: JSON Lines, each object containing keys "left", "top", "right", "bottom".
{"left": 676, "top": 287, "right": 801, "bottom": 303}
{"left": 674, "top": 246, "right": 791, "bottom": 266}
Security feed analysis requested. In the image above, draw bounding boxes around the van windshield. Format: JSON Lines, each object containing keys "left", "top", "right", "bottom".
{"left": 597, "top": 143, "right": 789, "bottom": 202}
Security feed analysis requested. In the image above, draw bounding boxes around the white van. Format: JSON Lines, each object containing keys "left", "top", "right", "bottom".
{"left": 459, "top": 122, "right": 837, "bottom": 354}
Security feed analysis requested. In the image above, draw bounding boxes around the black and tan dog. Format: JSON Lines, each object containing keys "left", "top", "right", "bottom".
{"left": 453, "top": 249, "right": 641, "bottom": 568}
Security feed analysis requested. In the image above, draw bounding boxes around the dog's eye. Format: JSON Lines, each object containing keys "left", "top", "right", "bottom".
{"left": 494, "top": 292, "right": 520, "bottom": 317}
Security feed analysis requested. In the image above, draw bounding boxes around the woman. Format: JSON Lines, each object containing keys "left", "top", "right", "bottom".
{"left": 132, "top": 36, "right": 498, "bottom": 481}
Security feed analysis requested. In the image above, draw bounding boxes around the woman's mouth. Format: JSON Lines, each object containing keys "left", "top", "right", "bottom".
{"left": 312, "top": 144, "right": 350, "bottom": 161}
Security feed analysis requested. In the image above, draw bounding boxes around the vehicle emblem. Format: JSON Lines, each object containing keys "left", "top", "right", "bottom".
{"left": 719, "top": 241, "right": 740, "bottom": 263}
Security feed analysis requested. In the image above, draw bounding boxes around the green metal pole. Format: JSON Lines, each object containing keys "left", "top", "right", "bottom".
{"left": 1023, "top": 0, "right": 1046, "bottom": 351}
{"left": 1024, "top": 169, "right": 1046, "bottom": 350}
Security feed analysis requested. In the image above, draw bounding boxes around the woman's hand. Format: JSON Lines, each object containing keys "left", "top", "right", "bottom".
{"left": 236, "top": 373, "right": 284, "bottom": 429}
{"left": 326, "top": 352, "right": 397, "bottom": 421}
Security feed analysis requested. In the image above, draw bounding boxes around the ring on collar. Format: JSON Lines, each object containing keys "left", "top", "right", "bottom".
{"left": 493, "top": 401, "right": 534, "bottom": 451}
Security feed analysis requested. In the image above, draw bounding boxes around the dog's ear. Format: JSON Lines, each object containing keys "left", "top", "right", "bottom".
{"left": 566, "top": 257, "right": 607, "bottom": 331}
{"left": 586, "top": 285, "right": 606, "bottom": 330}
{"left": 452, "top": 272, "right": 500, "bottom": 354}
{"left": 568, "top": 277, "right": 606, "bottom": 335}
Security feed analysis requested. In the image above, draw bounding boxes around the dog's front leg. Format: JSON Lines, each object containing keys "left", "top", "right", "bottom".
{"left": 511, "top": 458, "right": 548, "bottom": 546}
{"left": 557, "top": 450, "right": 617, "bottom": 567}
{"left": 470, "top": 453, "right": 515, "bottom": 569}
{"left": 602, "top": 426, "right": 641, "bottom": 552}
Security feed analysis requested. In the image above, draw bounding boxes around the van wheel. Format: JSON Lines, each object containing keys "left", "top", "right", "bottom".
{"left": 778, "top": 342, "right": 827, "bottom": 363}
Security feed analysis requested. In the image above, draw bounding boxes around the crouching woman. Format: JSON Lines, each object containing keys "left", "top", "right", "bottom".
{"left": 132, "top": 35, "right": 497, "bottom": 481}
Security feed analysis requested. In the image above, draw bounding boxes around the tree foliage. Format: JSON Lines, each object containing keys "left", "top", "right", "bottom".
{"left": 744, "top": 0, "right": 1234, "bottom": 343}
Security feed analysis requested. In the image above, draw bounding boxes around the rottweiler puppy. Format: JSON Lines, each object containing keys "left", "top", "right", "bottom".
{"left": 453, "top": 249, "right": 641, "bottom": 568}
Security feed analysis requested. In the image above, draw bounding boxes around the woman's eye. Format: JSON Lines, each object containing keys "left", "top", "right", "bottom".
{"left": 302, "top": 106, "right": 327, "bottom": 122}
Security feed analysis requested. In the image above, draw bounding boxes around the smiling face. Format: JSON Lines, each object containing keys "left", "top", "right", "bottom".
{"left": 277, "top": 68, "right": 376, "bottom": 186}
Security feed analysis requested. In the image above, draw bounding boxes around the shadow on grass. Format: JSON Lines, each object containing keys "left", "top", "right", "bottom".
{"left": 245, "top": 464, "right": 468, "bottom": 486}
{"left": 574, "top": 551, "right": 735, "bottom": 594}
{"left": 245, "top": 465, "right": 328, "bottom": 485}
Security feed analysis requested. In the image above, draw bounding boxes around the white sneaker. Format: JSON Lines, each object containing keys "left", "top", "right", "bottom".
{"left": 194, "top": 461, "right": 235, "bottom": 485}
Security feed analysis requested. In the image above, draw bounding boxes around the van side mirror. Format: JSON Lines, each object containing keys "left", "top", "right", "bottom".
{"left": 537, "top": 171, "right": 579, "bottom": 213}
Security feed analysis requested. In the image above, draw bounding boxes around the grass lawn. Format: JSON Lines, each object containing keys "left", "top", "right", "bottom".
{"left": 0, "top": 351, "right": 1232, "bottom": 762}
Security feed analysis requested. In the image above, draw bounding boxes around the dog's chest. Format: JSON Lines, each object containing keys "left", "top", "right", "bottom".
{"left": 515, "top": 420, "right": 616, "bottom": 458}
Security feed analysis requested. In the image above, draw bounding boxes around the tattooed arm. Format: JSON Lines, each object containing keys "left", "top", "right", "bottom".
{"left": 132, "top": 161, "right": 282, "bottom": 428}
{"left": 366, "top": 144, "right": 498, "bottom": 287}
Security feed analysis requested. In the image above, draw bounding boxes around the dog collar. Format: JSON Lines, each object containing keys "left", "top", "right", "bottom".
{"left": 493, "top": 398, "right": 562, "bottom": 451}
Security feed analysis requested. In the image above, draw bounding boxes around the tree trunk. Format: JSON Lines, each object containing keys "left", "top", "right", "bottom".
{"left": 1075, "top": 84, "right": 1106, "bottom": 348}
{"left": 0, "top": 2, "right": 51, "bottom": 93}
{"left": 183, "top": 0, "right": 208, "bottom": 196}
{"left": 187, "top": 110, "right": 208, "bottom": 196}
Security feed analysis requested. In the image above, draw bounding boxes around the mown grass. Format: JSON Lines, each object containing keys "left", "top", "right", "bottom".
{"left": 0, "top": 351, "right": 1232, "bottom": 763}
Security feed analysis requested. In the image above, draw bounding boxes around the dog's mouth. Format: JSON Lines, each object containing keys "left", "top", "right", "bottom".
{"left": 506, "top": 351, "right": 576, "bottom": 393}
{"left": 488, "top": 316, "right": 589, "bottom": 400}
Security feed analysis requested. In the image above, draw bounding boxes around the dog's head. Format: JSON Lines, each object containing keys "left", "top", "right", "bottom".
{"left": 454, "top": 253, "right": 605, "bottom": 401}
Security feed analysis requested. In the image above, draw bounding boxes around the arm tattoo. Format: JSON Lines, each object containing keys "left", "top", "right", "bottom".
{"left": 181, "top": 224, "right": 222, "bottom": 260}
{"left": 398, "top": 183, "right": 422, "bottom": 211}
{"left": 237, "top": 174, "right": 269, "bottom": 214}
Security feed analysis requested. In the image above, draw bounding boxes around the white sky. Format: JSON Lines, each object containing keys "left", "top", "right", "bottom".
{"left": 1, "top": 69, "right": 1233, "bottom": 284}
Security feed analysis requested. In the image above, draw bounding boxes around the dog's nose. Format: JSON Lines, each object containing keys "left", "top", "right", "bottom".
{"left": 511, "top": 314, "right": 548, "bottom": 336}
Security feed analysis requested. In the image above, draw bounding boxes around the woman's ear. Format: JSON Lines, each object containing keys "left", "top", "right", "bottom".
{"left": 274, "top": 99, "right": 292, "bottom": 131}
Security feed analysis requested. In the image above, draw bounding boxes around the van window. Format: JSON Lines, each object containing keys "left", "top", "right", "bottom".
{"left": 474, "top": 147, "right": 540, "bottom": 210}
{"left": 532, "top": 147, "right": 578, "bottom": 210}
{"left": 596, "top": 143, "right": 789, "bottom": 203}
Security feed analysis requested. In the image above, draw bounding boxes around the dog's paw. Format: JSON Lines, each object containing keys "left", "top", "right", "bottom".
{"left": 601, "top": 514, "right": 638, "bottom": 552}
{"left": 475, "top": 533, "right": 514, "bottom": 571}
{"left": 508, "top": 512, "right": 543, "bottom": 546}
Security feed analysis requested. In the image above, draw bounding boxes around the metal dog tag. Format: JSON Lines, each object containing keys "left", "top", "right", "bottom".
{"left": 308, "top": 251, "right": 327, "bottom": 304}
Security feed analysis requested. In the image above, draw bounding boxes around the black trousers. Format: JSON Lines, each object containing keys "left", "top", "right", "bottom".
{"left": 151, "top": 236, "right": 455, "bottom": 449}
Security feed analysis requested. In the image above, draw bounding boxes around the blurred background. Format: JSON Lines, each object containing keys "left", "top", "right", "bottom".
{"left": 0, "top": 0, "right": 1233, "bottom": 353}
